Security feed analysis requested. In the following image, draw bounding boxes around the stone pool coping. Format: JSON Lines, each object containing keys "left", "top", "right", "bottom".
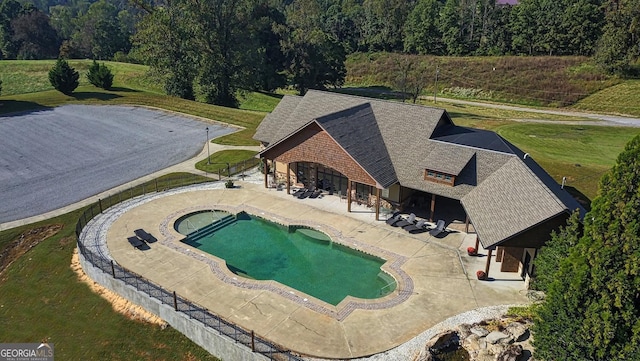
{"left": 159, "top": 204, "right": 414, "bottom": 321}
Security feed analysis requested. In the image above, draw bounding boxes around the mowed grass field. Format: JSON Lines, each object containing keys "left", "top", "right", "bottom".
{"left": 0, "top": 58, "right": 639, "bottom": 360}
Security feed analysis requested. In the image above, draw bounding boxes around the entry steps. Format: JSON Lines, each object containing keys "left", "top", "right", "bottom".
{"left": 185, "top": 214, "right": 236, "bottom": 243}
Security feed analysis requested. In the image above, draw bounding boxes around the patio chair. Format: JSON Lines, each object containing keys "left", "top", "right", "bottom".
{"left": 404, "top": 219, "right": 428, "bottom": 233}
{"left": 298, "top": 186, "right": 315, "bottom": 199}
{"left": 127, "top": 236, "right": 145, "bottom": 249}
{"left": 309, "top": 189, "right": 322, "bottom": 198}
{"left": 393, "top": 213, "right": 416, "bottom": 228}
{"left": 429, "top": 220, "right": 446, "bottom": 236}
{"left": 385, "top": 212, "right": 401, "bottom": 225}
{"left": 292, "top": 188, "right": 307, "bottom": 197}
{"left": 134, "top": 228, "right": 157, "bottom": 243}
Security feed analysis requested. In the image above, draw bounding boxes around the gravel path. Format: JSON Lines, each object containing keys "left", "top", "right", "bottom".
{"left": 0, "top": 105, "right": 235, "bottom": 223}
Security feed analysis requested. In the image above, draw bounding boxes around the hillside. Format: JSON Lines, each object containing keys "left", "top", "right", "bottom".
{"left": 345, "top": 53, "right": 622, "bottom": 108}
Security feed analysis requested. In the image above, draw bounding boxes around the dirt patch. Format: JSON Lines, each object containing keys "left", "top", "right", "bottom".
{"left": 0, "top": 224, "right": 63, "bottom": 277}
{"left": 70, "top": 248, "right": 167, "bottom": 327}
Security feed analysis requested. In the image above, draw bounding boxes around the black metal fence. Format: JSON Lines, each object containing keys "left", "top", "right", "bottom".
{"left": 75, "top": 172, "right": 304, "bottom": 361}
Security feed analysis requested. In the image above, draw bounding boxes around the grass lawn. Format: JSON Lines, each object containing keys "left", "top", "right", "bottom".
{"left": 572, "top": 80, "right": 640, "bottom": 117}
{"left": 195, "top": 150, "right": 259, "bottom": 174}
{"left": 494, "top": 124, "right": 640, "bottom": 199}
{"left": 0, "top": 174, "right": 220, "bottom": 361}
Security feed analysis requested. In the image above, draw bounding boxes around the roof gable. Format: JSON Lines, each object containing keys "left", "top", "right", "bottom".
{"left": 316, "top": 104, "right": 397, "bottom": 188}
{"left": 461, "top": 157, "right": 568, "bottom": 248}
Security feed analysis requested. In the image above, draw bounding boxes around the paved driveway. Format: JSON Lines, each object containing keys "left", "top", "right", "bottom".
{"left": 0, "top": 105, "right": 235, "bottom": 223}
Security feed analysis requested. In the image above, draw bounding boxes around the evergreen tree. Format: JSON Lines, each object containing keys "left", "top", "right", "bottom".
{"left": 533, "top": 134, "right": 640, "bottom": 361}
{"left": 48, "top": 58, "right": 78, "bottom": 95}
{"left": 531, "top": 211, "right": 582, "bottom": 292}
{"left": 86, "top": 60, "right": 113, "bottom": 90}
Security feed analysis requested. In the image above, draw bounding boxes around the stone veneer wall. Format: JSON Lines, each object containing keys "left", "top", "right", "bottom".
{"left": 264, "top": 123, "right": 377, "bottom": 187}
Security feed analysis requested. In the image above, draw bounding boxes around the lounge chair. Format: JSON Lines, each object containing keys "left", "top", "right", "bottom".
{"left": 404, "top": 219, "right": 428, "bottom": 233}
{"left": 127, "top": 236, "right": 145, "bottom": 249}
{"left": 292, "top": 188, "right": 306, "bottom": 197}
{"left": 134, "top": 229, "right": 157, "bottom": 243}
{"left": 385, "top": 212, "right": 401, "bottom": 225}
{"left": 309, "top": 189, "right": 322, "bottom": 198}
{"left": 429, "top": 220, "right": 446, "bottom": 236}
{"left": 393, "top": 213, "right": 416, "bottom": 228}
{"left": 297, "top": 187, "right": 315, "bottom": 199}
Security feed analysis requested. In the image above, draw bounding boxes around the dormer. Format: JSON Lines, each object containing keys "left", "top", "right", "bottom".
{"left": 423, "top": 143, "right": 476, "bottom": 187}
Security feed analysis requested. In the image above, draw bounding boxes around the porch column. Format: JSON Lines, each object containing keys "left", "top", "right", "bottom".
{"left": 286, "top": 163, "right": 291, "bottom": 194}
{"left": 474, "top": 235, "right": 480, "bottom": 251}
{"left": 347, "top": 180, "right": 352, "bottom": 213}
{"left": 375, "top": 188, "right": 381, "bottom": 221}
{"left": 485, "top": 248, "right": 493, "bottom": 276}
{"left": 272, "top": 160, "right": 277, "bottom": 188}
{"left": 430, "top": 194, "right": 436, "bottom": 222}
{"left": 465, "top": 215, "right": 470, "bottom": 233}
{"left": 263, "top": 157, "right": 268, "bottom": 188}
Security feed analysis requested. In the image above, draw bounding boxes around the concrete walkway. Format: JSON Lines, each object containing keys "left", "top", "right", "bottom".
{"left": 99, "top": 176, "right": 529, "bottom": 359}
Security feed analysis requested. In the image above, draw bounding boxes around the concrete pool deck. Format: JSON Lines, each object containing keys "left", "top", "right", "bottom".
{"left": 103, "top": 178, "right": 529, "bottom": 359}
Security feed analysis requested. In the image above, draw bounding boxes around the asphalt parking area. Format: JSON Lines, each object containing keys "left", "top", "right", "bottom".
{"left": 0, "top": 105, "right": 234, "bottom": 223}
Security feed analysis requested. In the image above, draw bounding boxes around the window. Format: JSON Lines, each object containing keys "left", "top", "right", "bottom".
{"left": 424, "top": 169, "right": 455, "bottom": 186}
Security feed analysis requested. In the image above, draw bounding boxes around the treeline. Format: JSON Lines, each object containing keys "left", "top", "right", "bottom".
{"left": 1, "top": 0, "right": 639, "bottom": 105}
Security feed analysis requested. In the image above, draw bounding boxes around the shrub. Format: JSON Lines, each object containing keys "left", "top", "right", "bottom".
{"left": 48, "top": 59, "right": 79, "bottom": 95}
{"left": 224, "top": 179, "right": 234, "bottom": 188}
{"left": 87, "top": 60, "right": 114, "bottom": 90}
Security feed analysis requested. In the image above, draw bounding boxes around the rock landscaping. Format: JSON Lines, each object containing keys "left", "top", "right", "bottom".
{"left": 415, "top": 315, "right": 533, "bottom": 361}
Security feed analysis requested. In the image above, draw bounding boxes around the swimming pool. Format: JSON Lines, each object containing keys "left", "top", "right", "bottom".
{"left": 175, "top": 210, "right": 396, "bottom": 306}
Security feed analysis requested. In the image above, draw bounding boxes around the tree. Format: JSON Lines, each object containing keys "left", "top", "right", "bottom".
{"left": 403, "top": 0, "right": 444, "bottom": 55}
{"left": 595, "top": 0, "right": 640, "bottom": 74}
{"left": 0, "top": 0, "right": 21, "bottom": 59}
{"left": 533, "top": 135, "right": 640, "bottom": 361}
{"left": 86, "top": 60, "right": 113, "bottom": 90}
{"left": 279, "top": 0, "right": 346, "bottom": 95}
{"left": 132, "top": 0, "right": 197, "bottom": 100}
{"left": 10, "top": 6, "right": 59, "bottom": 59}
{"left": 48, "top": 58, "right": 79, "bottom": 95}
{"left": 71, "top": 0, "right": 131, "bottom": 59}
{"left": 531, "top": 211, "right": 582, "bottom": 292}
{"left": 360, "top": 0, "right": 415, "bottom": 52}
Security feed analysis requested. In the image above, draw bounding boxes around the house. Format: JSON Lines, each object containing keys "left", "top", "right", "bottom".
{"left": 253, "top": 90, "right": 584, "bottom": 282}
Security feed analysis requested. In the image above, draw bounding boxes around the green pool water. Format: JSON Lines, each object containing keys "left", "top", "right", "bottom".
{"left": 178, "top": 211, "right": 396, "bottom": 305}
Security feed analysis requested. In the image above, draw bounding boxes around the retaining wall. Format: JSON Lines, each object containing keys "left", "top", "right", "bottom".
{"left": 78, "top": 250, "right": 269, "bottom": 361}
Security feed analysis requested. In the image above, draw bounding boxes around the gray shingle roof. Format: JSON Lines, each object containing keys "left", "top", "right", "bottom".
{"left": 316, "top": 103, "right": 397, "bottom": 188}
{"left": 461, "top": 157, "right": 568, "bottom": 249}
{"left": 254, "top": 90, "right": 584, "bottom": 249}
{"left": 423, "top": 141, "right": 476, "bottom": 176}
{"left": 253, "top": 95, "right": 301, "bottom": 144}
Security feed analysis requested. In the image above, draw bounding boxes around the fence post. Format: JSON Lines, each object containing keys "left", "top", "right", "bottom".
{"left": 251, "top": 330, "right": 255, "bottom": 352}
{"left": 98, "top": 199, "right": 103, "bottom": 213}
{"left": 110, "top": 260, "right": 115, "bottom": 278}
{"left": 173, "top": 291, "right": 178, "bottom": 311}
{"left": 227, "top": 163, "right": 230, "bottom": 178}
